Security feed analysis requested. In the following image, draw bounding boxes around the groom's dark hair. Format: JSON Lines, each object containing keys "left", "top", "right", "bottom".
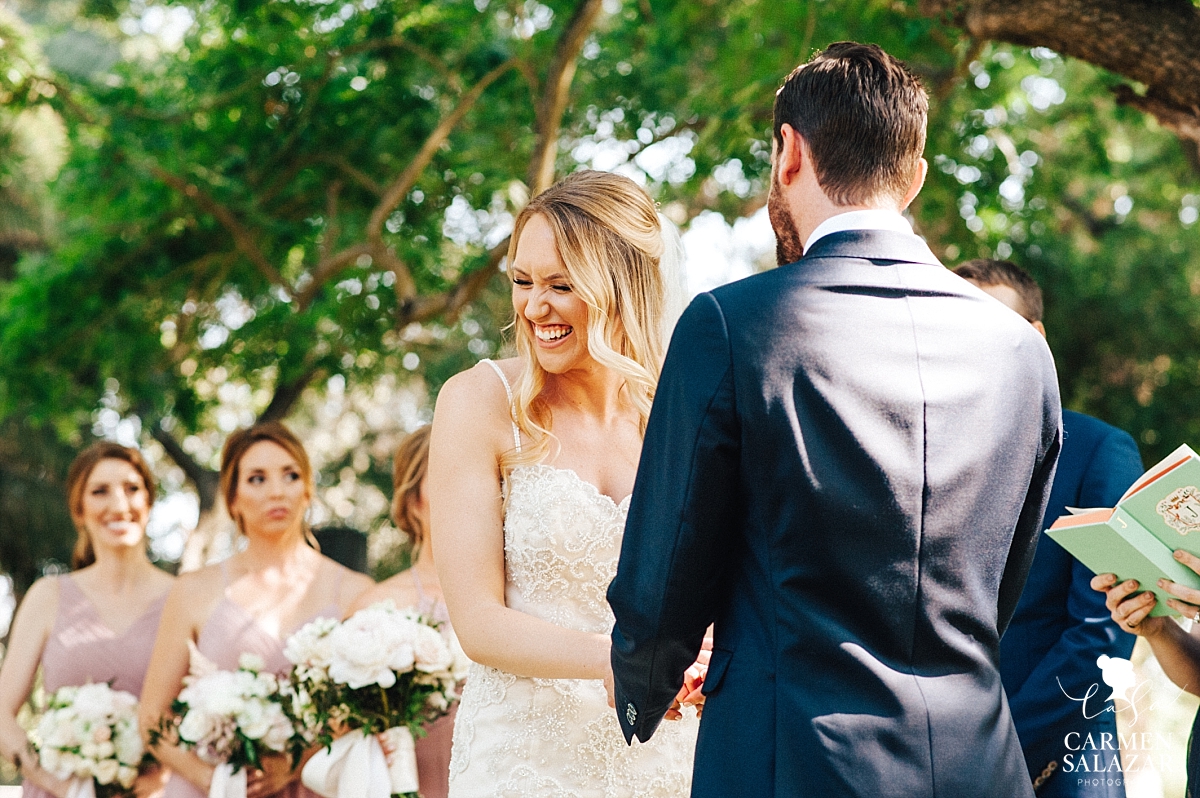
{"left": 774, "top": 42, "right": 927, "bottom": 206}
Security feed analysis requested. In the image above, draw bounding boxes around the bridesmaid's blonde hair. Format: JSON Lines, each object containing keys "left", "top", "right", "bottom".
{"left": 503, "top": 170, "right": 666, "bottom": 476}
{"left": 392, "top": 426, "right": 431, "bottom": 547}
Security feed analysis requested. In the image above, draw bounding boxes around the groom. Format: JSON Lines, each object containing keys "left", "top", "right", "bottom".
{"left": 607, "top": 43, "right": 1062, "bottom": 797}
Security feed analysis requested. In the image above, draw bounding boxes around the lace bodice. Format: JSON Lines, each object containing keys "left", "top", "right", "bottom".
{"left": 447, "top": 463, "right": 696, "bottom": 798}
{"left": 502, "top": 465, "right": 631, "bottom": 635}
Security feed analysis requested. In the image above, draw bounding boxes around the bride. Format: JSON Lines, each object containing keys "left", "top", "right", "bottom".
{"left": 428, "top": 169, "right": 698, "bottom": 797}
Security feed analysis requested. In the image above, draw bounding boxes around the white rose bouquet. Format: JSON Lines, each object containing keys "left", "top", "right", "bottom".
{"left": 152, "top": 653, "right": 313, "bottom": 798}
{"left": 286, "top": 601, "right": 468, "bottom": 798}
{"left": 31, "top": 683, "right": 147, "bottom": 798}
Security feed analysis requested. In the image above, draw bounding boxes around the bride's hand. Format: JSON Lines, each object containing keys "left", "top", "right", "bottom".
{"left": 667, "top": 647, "right": 711, "bottom": 721}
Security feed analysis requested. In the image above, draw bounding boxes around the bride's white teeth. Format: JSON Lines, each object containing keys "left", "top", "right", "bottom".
{"left": 535, "top": 325, "right": 572, "bottom": 341}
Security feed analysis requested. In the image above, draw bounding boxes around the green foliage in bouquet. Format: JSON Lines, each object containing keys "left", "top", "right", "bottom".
{"left": 151, "top": 654, "right": 315, "bottom": 774}
{"left": 284, "top": 604, "right": 466, "bottom": 750}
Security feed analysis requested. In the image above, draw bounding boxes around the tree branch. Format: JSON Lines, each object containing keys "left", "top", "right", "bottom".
{"left": 919, "top": 0, "right": 1200, "bottom": 148}
{"left": 150, "top": 165, "right": 293, "bottom": 295}
{"left": 259, "top": 368, "right": 321, "bottom": 423}
{"left": 400, "top": 236, "right": 509, "bottom": 326}
{"left": 319, "top": 179, "right": 343, "bottom": 265}
{"left": 317, "top": 154, "right": 385, "bottom": 197}
{"left": 527, "top": 0, "right": 606, "bottom": 194}
{"left": 342, "top": 38, "right": 464, "bottom": 93}
{"left": 366, "top": 57, "right": 519, "bottom": 245}
{"left": 295, "top": 243, "right": 374, "bottom": 309}
{"left": 148, "top": 422, "right": 220, "bottom": 513}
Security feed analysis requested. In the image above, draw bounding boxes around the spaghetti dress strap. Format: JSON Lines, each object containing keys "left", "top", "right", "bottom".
{"left": 480, "top": 359, "right": 522, "bottom": 454}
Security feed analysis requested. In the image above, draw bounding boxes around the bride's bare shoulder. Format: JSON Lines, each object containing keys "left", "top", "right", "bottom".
{"left": 436, "top": 360, "right": 520, "bottom": 422}
{"left": 433, "top": 358, "right": 523, "bottom": 441}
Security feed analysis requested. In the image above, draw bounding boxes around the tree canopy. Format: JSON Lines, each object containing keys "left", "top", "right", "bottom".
{"left": 1, "top": 0, "right": 1199, "bottom": 587}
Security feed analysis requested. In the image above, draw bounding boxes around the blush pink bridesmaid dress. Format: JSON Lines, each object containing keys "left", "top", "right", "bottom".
{"left": 23, "top": 574, "right": 168, "bottom": 798}
{"left": 162, "top": 563, "right": 341, "bottom": 798}
{"left": 410, "top": 570, "right": 456, "bottom": 798}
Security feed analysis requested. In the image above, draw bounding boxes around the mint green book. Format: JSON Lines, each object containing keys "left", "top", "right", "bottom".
{"left": 1046, "top": 444, "right": 1200, "bottom": 617}
{"left": 1047, "top": 508, "right": 1200, "bottom": 616}
{"left": 1116, "top": 444, "right": 1200, "bottom": 558}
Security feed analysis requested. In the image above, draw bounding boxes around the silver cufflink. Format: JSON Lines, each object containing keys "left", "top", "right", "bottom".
{"left": 625, "top": 703, "right": 637, "bottom": 725}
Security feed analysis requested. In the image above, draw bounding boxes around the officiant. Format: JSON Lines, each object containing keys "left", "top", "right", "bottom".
{"left": 954, "top": 259, "right": 1142, "bottom": 798}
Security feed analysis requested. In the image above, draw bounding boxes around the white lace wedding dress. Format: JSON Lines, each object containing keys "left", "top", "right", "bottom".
{"left": 448, "top": 363, "right": 698, "bottom": 798}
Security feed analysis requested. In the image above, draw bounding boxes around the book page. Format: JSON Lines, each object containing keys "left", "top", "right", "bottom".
{"left": 1120, "top": 443, "right": 1199, "bottom": 502}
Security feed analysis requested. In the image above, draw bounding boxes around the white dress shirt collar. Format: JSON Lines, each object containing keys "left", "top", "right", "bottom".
{"left": 803, "top": 209, "right": 914, "bottom": 254}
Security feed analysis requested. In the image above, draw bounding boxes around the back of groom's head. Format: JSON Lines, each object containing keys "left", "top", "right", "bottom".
{"left": 774, "top": 42, "right": 928, "bottom": 206}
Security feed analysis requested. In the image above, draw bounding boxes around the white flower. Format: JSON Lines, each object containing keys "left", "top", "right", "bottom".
{"left": 40, "top": 747, "right": 63, "bottom": 777}
{"left": 284, "top": 617, "right": 338, "bottom": 674}
{"left": 117, "top": 766, "right": 138, "bottom": 789}
{"left": 326, "top": 609, "right": 412, "bottom": 689}
{"left": 411, "top": 625, "right": 453, "bottom": 674}
{"left": 238, "top": 653, "right": 266, "bottom": 673}
{"left": 260, "top": 704, "right": 293, "bottom": 753}
{"left": 114, "top": 724, "right": 143, "bottom": 765}
{"left": 235, "top": 700, "right": 269, "bottom": 741}
{"left": 93, "top": 758, "right": 120, "bottom": 785}
{"left": 72, "top": 684, "right": 119, "bottom": 719}
{"left": 35, "top": 683, "right": 142, "bottom": 787}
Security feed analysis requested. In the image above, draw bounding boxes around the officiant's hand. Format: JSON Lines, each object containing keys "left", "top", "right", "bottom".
{"left": 1091, "top": 573, "right": 1169, "bottom": 637}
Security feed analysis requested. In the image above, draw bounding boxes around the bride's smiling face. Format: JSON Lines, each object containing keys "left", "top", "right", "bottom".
{"left": 511, "top": 214, "right": 593, "bottom": 374}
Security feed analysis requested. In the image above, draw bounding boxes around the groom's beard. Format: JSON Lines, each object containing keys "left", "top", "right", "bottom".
{"left": 768, "top": 171, "right": 805, "bottom": 266}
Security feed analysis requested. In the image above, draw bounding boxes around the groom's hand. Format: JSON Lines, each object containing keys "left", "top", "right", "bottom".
{"left": 603, "top": 659, "right": 616, "bottom": 709}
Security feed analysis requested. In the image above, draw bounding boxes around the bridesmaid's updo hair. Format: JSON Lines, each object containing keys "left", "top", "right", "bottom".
{"left": 505, "top": 170, "right": 667, "bottom": 474}
{"left": 66, "top": 443, "right": 157, "bottom": 570}
{"left": 391, "top": 426, "right": 431, "bottom": 547}
{"left": 220, "top": 421, "right": 315, "bottom": 536}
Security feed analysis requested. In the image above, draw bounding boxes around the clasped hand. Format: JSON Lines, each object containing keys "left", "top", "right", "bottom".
{"left": 1092, "top": 548, "right": 1200, "bottom": 636}
{"left": 245, "top": 753, "right": 295, "bottom": 798}
{"left": 603, "top": 634, "right": 712, "bottom": 721}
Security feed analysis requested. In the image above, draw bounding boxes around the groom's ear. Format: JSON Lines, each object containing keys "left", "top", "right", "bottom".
{"left": 776, "top": 124, "right": 805, "bottom": 187}
{"left": 899, "top": 156, "right": 929, "bottom": 210}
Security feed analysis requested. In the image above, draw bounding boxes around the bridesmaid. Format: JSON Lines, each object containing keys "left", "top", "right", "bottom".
{"left": 140, "top": 422, "right": 371, "bottom": 798}
{"left": 0, "top": 442, "right": 174, "bottom": 798}
{"left": 347, "top": 426, "right": 458, "bottom": 798}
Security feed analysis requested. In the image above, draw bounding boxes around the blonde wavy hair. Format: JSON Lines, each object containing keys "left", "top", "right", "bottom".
{"left": 391, "top": 425, "right": 431, "bottom": 547}
{"left": 503, "top": 170, "right": 667, "bottom": 475}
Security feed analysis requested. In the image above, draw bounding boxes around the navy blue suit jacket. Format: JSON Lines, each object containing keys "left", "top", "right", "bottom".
{"left": 608, "top": 230, "right": 1062, "bottom": 798}
{"left": 999, "top": 409, "right": 1142, "bottom": 796}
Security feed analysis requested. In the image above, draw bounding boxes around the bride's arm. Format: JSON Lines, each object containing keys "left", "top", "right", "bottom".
{"left": 429, "top": 366, "right": 610, "bottom": 681}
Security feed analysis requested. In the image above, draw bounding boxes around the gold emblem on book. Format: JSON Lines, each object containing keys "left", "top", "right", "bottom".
{"left": 1158, "top": 486, "right": 1200, "bottom": 534}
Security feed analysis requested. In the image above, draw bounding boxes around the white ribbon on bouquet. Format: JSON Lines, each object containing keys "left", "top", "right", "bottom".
{"left": 207, "top": 763, "right": 247, "bottom": 798}
{"left": 301, "top": 727, "right": 418, "bottom": 798}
